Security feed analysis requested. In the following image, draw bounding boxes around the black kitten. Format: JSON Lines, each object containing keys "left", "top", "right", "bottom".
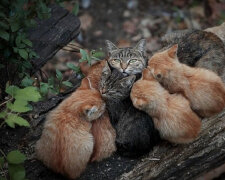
{"left": 99, "top": 62, "right": 160, "bottom": 157}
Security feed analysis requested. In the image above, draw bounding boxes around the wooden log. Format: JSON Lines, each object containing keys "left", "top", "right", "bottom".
{"left": 119, "top": 110, "right": 225, "bottom": 180}
{"left": 28, "top": 4, "right": 80, "bottom": 75}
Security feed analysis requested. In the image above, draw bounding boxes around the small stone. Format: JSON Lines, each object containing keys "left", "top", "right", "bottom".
{"left": 123, "top": 10, "right": 131, "bottom": 18}
{"left": 93, "top": 30, "right": 103, "bottom": 37}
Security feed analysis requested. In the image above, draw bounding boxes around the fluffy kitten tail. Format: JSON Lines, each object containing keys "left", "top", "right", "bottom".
{"left": 36, "top": 126, "right": 94, "bottom": 179}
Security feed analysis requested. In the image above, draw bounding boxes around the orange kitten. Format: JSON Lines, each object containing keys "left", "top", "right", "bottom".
{"left": 79, "top": 60, "right": 107, "bottom": 89}
{"left": 148, "top": 45, "right": 225, "bottom": 117}
{"left": 90, "top": 111, "right": 116, "bottom": 162}
{"left": 79, "top": 60, "right": 116, "bottom": 162}
{"left": 36, "top": 78, "right": 106, "bottom": 179}
{"left": 36, "top": 60, "right": 116, "bottom": 179}
{"left": 131, "top": 69, "right": 201, "bottom": 144}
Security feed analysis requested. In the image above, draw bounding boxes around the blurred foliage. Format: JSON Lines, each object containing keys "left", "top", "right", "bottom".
{"left": 0, "top": 150, "right": 27, "bottom": 180}
{"left": 0, "top": 1, "right": 79, "bottom": 178}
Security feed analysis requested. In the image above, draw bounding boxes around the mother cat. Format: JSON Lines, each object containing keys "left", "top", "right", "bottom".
{"left": 101, "top": 40, "right": 161, "bottom": 157}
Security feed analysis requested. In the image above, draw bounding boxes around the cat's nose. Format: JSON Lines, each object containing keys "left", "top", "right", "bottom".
{"left": 121, "top": 63, "right": 127, "bottom": 70}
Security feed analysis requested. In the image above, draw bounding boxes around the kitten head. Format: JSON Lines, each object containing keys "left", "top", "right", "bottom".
{"left": 148, "top": 44, "right": 179, "bottom": 82}
{"left": 105, "top": 39, "right": 147, "bottom": 75}
{"left": 99, "top": 62, "right": 136, "bottom": 101}
{"left": 78, "top": 78, "right": 106, "bottom": 121}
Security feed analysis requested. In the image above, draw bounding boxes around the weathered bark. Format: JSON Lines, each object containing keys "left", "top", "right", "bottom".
{"left": 28, "top": 4, "right": 80, "bottom": 75}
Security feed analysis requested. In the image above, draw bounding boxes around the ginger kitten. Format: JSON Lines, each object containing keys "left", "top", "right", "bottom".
{"left": 36, "top": 60, "right": 116, "bottom": 179}
{"left": 161, "top": 29, "right": 225, "bottom": 82}
{"left": 131, "top": 69, "right": 202, "bottom": 144}
{"left": 79, "top": 60, "right": 116, "bottom": 162}
{"left": 36, "top": 78, "right": 106, "bottom": 179}
{"left": 148, "top": 45, "right": 225, "bottom": 118}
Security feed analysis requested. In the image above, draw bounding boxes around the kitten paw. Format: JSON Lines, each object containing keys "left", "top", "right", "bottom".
{"left": 132, "top": 98, "right": 147, "bottom": 109}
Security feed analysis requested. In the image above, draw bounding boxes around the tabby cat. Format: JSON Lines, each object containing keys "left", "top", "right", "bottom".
{"left": 161, "top": 29, "right": 225, "bottom": 82}
{"left": 105, "top": 39, "right": 147, "bottom": 75}
{"left": 148, "top": 45, "right": 225, "bottom": 117}
{"left": 100, "top": 62, "right": 160, "bottom": 157}
{"left": 131, "top": 68, "right": 201, "bottom": 144}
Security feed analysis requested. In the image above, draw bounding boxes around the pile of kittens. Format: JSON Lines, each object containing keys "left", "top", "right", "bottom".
{"left": 36, "top": 30, "right": 225, "bottom": 179}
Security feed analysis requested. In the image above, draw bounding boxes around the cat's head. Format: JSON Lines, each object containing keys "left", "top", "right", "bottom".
{"left": 105, "top": 39, "right": 147, "bottom": 75}
{"left": 148, "top": 44, "right": 179, "bottom": 82}
{"left": 78, "top": 78, "right": 106, "bottom": 121}
{"left": 99, "top": 62, "right": 136, "bottom": 101}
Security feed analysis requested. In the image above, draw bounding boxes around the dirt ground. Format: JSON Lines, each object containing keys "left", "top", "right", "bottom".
{"left": 43, "top": 0, "right": 225, "bottom": 80}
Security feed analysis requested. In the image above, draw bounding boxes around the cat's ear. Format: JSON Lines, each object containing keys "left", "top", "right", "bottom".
{"left": 79, "top": 61, "right": 90, "bottom": 76}
{"left": 168, "top": 44, "right": 178, "bottom": 59}
{"left": 119, "top": 75, "right": 136, "bottom": 88}
{"left": 105, "top": 40, "right": 118, "bottom": 55}
{"left": 80, "top": 77, "right": 94, "bottom": 90}
{"left": 83, "top": 105, "right": 98, "bottom": 119}
{"left": 134, "top": 39, "right": 146, "bottom": 55}
{"left": 101, "top": 62, "right": 111, "bottom": 80}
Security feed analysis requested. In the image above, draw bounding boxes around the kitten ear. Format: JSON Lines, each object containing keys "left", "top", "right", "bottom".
{"left": 168, "top": 44, "right": 178, "bottom": 59}
{"left": 134, "top": 39, "right": 146, "bottom": 54}
{"left": 80, "top": 77, "right": 94, "bottom": 90}
{"left": 119, "top": 75, "right": 136, "bottom": 88}
{"left": 79, "top": 61, "right": 90, "bottom": 76}
{"left": 142, "top": 68, "right": 154, "bottom": 80}
{"left": 101, "top": 62, "right": 111, "bottom": 80}
{"left": 83, "top": 105, "right": 98, "bottom": 118}
{"left": 105, "top": 40, "right": 118, "bottom": 55}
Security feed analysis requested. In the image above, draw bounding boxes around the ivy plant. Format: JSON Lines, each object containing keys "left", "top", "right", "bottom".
{"left": 0, "top": 85, "right": 41, "bottom": 128}
{"left": 0, "top": 150, "right": 27, "bottom": 180}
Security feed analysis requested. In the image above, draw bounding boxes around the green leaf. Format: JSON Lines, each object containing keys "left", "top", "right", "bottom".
{"left": 56, "top": 69, "right": 63, "bottom": 81}
{"left": 80, "top": 49, "right": 88, "bottom": 60}
{"left": 0, "top": 157, "right": 4, "bottom": 167}
{"left": 0, "top": 111, "right": 7, "bottom": 119}
{"left": 40, "top": 82, "right": 49, "bottom": 96}
{"left": 0, "top": 176, "right": 7, "bottom": 180}
{"left": 0, "top": 21, "right": 9, "bottom": 30}
{"left": 10, "top": 22, "right": 20, "bottom": 32}
{"left": 29, "top": 51, "right": 38, "bottom": 58}
{"left": 8, "top": 164, "right": 25, "bottom": 180}
{"left": 62, "top": 81, "right": 73, "bottom": 87}
{"left": 22, "top": 39, "right": 32, "bottom": 47}
{"left": 21, "top": 76, "right": 34, "bottom": 87}
{"left": 14, "top": 87, "right": 41, "bottom": 102}
{"left": 7, "top": 100, "right": 32, "bottom": 113}
{"left": 6, "top": 85, "right": 19, "bottom": 97}
{"left": 18, "top": 49, "right": 28, "bottom": 60}
{"left": 5, "top": 114, "right": 30, "bottom": 128}
{"left": 0, "top": 30, "right": 9, "bottom": 41}
{"left": 72, "top": 2, "right": 79, "bottom": 16}
{"left": 0, "top": 12, "right": 6, "bottom": 18}
{"left": 66, "top": 63, "right": 80, "bottom": 72}
{"left": 92, "top": 51, "right": 105, "bottom": 59}
{"left": 7, "top": 151, "right": 26, "bottom": 164}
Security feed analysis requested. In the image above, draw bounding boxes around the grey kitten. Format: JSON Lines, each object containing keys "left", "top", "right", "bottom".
{"left": 105, "top": 39, "right": 147, "bottom": 75}
{"left": 161, "top": 29, "right": 225, "bottom": 82}
{"left": 100, "top": 62, "right": 160, "bottom": 157}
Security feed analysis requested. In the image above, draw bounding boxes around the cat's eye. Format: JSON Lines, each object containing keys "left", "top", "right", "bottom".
{"left": 113, "top": 59, "right": 121, "bottom": 63}
{"left": 129, "top": 59, "right": 137, "bottom": 64}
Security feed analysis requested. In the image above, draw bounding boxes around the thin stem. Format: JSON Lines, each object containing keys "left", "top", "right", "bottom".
{"left": 0, "top": 97, "right": 13, "bottom": 107}
{"left": 0, "top": 149, "right": 6, "bottom": 158}
{"left": 0, "top": 121, "right": 5, "bottom": 128}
